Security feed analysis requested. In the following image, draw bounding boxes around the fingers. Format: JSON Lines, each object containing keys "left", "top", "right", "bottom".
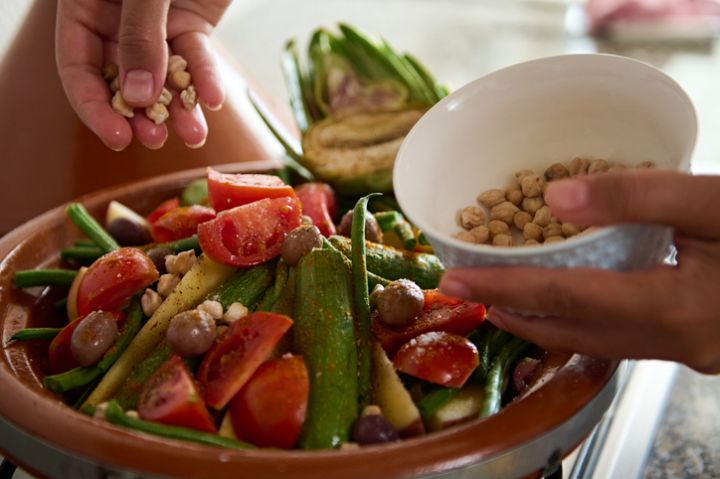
{"left": 545, "top": 170, "right": 720, "bottom": 239}
{"left": 55, "top": 2, "right": 131, "bottom": 150}
{"left": 169, "top": 96, "right": 208, "bottom": 148}
{"left": 128, "top": 114, "right": 168, "bottom": 150}
{"left": 171, "top": 32, "right": 225, "bottom": 110}
{"left": 118, "top": 0, "right": 171, "bottom": 107}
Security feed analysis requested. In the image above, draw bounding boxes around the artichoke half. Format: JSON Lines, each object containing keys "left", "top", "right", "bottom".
{"left": 255, "top": 24, "right": 448, "bottom": 195}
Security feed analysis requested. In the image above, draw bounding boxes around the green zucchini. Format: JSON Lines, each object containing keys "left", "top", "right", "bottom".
{"left": 205, "top": 263, "right": 274, "bottom": 310}
{"left": 294, "top": 249, "right": 358, "bottom": 449}
{"left": 328, "top": 235, "right": 444, "bottom": 289}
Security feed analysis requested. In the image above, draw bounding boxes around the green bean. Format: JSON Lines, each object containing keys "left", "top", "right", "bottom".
{"left": 479, "top": 338, "right": 530, "bottom": 418}
{"left": 351, "top": 193, "right": 380, "bottom": 409}
{"left": 66, "top": 203, "right": 119, "bottom": 253}
{"left": 321, "top": 237, "right": 391, "bottom": 290}
{"left": 54, "top": 297, "right": 68, "bottom": 313}
{"left": 104, "top": 401, "right": 254, "bottom": 449}
{"left": 13, "top": 269, "right": 77, "bottom": 288}
{"left": 73, "top": 239, "right": 96, "bottom": 247}
{"left": 10, "top": 328, "right": 62, "bottom": 341}
{"left": 61, "top": 245, "right": 104, "bottom": 262}
{"left": 394, "top": 219, "right": 417, "bottom": 250}
{"left": 43, "top": 297, "right": 144, "bottom": 393}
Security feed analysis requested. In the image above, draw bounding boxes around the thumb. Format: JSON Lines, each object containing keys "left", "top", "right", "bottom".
{"left": 544, "top": 170, "right": 720, "bottom": 239}
{"left": 119, "top": 0, "right": 171, "bottom": 107}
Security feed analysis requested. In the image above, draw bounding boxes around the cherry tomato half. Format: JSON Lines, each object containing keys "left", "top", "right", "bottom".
{"left": 76, "top": 248, "right": 158, "bottom": 317}
{"left": 147, "top": 197, "right": 180, "bottom": 225}
{"left": 295, "top": 182, "right": 337, "bottom": 237}
{"left": 198, "top": 197, "right": 302, "bottom": 267}
{"left": 373, "top": 290, "right": 486, "bottom": 355}
{"left": 393, "top": 332, "right": 479, "bottom": 388}
{"left": 198, "top": 312, "right": 293, "bottom": 409}
{"left": 151, "top": 205, "right": 216, "bottom": 243}
{"left": 230, "top": 355, "right": 309, "bottom": 448}
{"left": 208, "top": 169, "right": 296, "bottom": 212}
{"left": 137, "top": 355, "right": 216, "bottom": 432}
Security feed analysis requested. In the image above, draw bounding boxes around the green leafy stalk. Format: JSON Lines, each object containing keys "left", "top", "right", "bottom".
{"left": 351, "top": 193, "right": 381, "bottom": 409}
{"left": 403, "top": 53, "right": 446, "bottom": 101}
{"left": 105, "top": 401, "right": 254, "bottom": 449}
{"left": 66, "top": 203, "right": 119, "bottom": 253}
{"left": 282, "top": 39, "right": 314, "bottom": 132}
{"left": 13, "top": 269, "right": 77, "bottom": 288}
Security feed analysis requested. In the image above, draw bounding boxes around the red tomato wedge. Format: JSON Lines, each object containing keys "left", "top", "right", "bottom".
{"left": 373, "top": 290, "right": 486, "bottom": 355}
{"left": 198, "top": 312, "right": 293, "bottom": 409}
{"left": 147, "top": 197, "right": 180, "bottom": 224}
{"left": 76, "top": 248, "right": 158, "bottom": 318}
{"left": 295, "top": 182, "right": 337, "bottom": 237}
{"left": 207, "top": 169, "right": 296, "bottom": 212}
{"left": 48, "top": 311, "right": 124, "bottom": 373}
{"left": 198, "top": 197, "right": 302, "bottom": 267}
{"left": 48, "top": 316, "right": 83, "bottom": 373}
{"left": 151, "top": 205, "right": 216, "bottom": 243}
{"left": 230, "top": 355, "right": 309, "bottom": 448}
{"left": 137, "top": 355, "right": 216, "bottom": 433}
{"left": 393, "top": 332, "right": 479, "bottom": 388}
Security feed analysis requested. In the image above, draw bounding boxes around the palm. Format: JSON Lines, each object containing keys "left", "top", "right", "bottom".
{"left": 56, "top": 0, "right": 231, "bottom": 150}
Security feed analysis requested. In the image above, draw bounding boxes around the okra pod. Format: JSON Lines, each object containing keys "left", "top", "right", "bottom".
{"left": 294, "top": 249, "right": 358, "bottom": 449}
{"left": 113, "top": 342, "right": 172, "bottom": 410}
{"left": 205, "top": 262, "right": 274, "bottom": 310}
{"left": 256, "top": 259, "right": 289, "bottom": 312}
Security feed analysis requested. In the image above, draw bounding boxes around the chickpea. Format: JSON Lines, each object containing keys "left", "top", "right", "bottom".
{"left": 520, "top": 173, "right": 544, "bottom": 198}
{"left": 456, "top": 206, "right": 486, "bottom": 230}
{"left": 197, "top": 300, "right": 224, "bottom": 320}
{"left": 166, "top": 310, "right": 217, "bottom": 357}
{"left": 513, "top": 211, "right": 532, "bottom": 230}
{"left": 488, "top": 220, "right": 509, "bottom": 237}
{"left": 543, "top": 223, "right": 563, "bottom": 240}
{"left": 454, "top": 231, "right": 476, "bottom": 243}
{"left": 469, "top": 225, "right": 490, "bottom": 243}
{"left": 521, "top": 196, "right": 544, "bottom": 215}
{"left": 561, "top": 223, "right": 581, "bottom": 237}
{"left": 168, "top": 70, "right": 192, "bottom": 91}
{"left": 477, "top": 189, "right": 506, "bottom": 208}
{"left": 636, "top": 160, "right": 656, "bottom": 169}
{"left": 523, "top": 222, "right": 543, "bottom": 241}
{"left": 588, "top": 159, "right": 610, "bottom": 175}
{"left": 377, "top": 279, "right": 424, "bottom": 327}
{"left": 524, "top": 238, "right": 541, "bottom": 246}
{"left": 569, "top": 157, "right": 590, "bottom": 176}
{"left": 544, "top": 162, "right": 570, "bottom": 181}
{"left": 490, "top": 201, "right": 519, "bottom": 223}
{"left": 544, "top": 236, "right": 565, "bottom": 244}
{"left": 180, "top": 85, "right": 198, "bottom": 111}
{"left": 281, "top": 225, "right": 323, "bottom": 266}
{"left": 71, "top": 311, "right": 120, "bottom": 367}
{"left": 505, "top": 187, "right": 523, "bottom": 206}
{"left": 533, "top": 205, "right": 552, "bottom": 227}
{"left": 492, "top": 234, "right": 513, "bottom": 246}
{"left": 515, "top": 169, "right": 534, "bottom": 182}
{"left": 141, "top": 288, "right": 162, "bottom": 317}
{"left": 165, "top": 250, "right": 198, "bottom": 276}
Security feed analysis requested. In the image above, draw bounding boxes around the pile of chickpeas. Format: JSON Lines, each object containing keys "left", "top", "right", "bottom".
{"left": 103, "top": 54, "right": 198, "bottom": 126}
{"left": 454, "top": 157, "right": 655, "bottom": 247}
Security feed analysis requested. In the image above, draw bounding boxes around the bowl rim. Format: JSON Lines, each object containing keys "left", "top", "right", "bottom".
{"left": 393, "top": 53, "right": 697, "bottom": 258}
{"left": 0, "top": 162, "right": 618, "bottom": 478}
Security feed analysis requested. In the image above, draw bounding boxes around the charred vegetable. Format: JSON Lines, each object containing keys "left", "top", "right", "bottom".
{"left": 256, "top": 24, "right": 447, "bottom": 195}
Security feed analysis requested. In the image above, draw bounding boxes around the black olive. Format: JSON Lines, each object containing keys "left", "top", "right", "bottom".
{"left": 146, "top": 247, "right": 173, "bottom": 275}
{"left": 352, "top": 414, "right": 399, "bottom": 445}
{"left": 338, "top": 211, "right": 383, "bottom": 243}
{"left": 107, "top": 218, "right": 152, "bottom": 246}
{"left": 281, "top": 225, "right": 323, "bottom": 266}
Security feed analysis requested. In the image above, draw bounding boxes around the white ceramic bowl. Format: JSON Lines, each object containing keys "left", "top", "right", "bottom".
{"left": 394, "top": 54, "right": 697, "bottom": 270}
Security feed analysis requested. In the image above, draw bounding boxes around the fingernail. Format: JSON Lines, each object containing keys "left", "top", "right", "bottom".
{"left": 123, "top": 70, "right": 155, "bottom": 103}
{"left": 439, "top": 275, "right": 472, "bottom": 299}
{"left": 205, "top": 101, "right": 223, "bottom": 112}
{"left": 185, "top": 138, "right": 206, "bottom": 149}
{"left": 545, "top": 179, "right": 589, "bottom": 211}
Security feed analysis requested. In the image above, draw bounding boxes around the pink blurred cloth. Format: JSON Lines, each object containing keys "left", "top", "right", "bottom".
{"left": 587, "top": 0, "right": 720, "bottom": 33}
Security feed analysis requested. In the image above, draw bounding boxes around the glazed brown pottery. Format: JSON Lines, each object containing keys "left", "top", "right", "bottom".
{"left": 0, "top": 165, "right": 619, "bottom": 479}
